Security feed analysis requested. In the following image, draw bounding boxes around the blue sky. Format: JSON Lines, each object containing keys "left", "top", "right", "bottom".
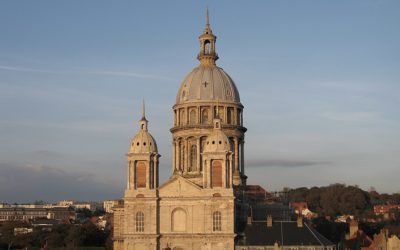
{"left": 0, "top": 1, "right": 399, "bottom": 203}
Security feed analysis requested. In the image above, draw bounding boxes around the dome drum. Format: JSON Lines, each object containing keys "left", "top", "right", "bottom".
{"left": 172, "top": 103, "right": 244, "bottom": 128}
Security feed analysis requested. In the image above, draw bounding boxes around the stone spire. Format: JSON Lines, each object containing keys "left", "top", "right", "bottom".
{"left": 139, "top": 99, "right": 148, "bottom": 131}
{"left": 141, "top": 98, "right": 146, "bottom": 120}
{"left": 197, "top": 8, "right": 219, "bottom": 66}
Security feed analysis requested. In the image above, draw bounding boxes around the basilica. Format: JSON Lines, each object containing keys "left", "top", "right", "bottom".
{"left": 113, "top": 10, "right": 246, "bottom": 250}
{"left": 113, "top": 11, "right": 335, "bottom": 250}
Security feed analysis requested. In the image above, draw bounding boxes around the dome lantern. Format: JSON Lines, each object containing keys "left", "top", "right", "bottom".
{"left": 197, "top": 8, "right": 219, "bottom": 66}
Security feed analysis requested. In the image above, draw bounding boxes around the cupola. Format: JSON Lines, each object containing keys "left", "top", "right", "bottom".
{"left": 129, "top": 101, "right": 158, "bottom": 154}
{"left": 203, "top": 117, "right": 232, "bottom": 153}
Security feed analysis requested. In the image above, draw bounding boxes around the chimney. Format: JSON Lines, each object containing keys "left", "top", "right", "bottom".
{"left": 247, "top": 207, "right": 253, "bottom": 225}
{"left": 273, "top": 241, "right": 281, "bottom": 250}
{"left": 267, "top": 214, "right": 273, "bottom": 227}
{"left": 247, "top": 214, "right": 252, "bottom": 225}
{"left": 349, "top": 219, "right": 358, "bottom": 237}
{"left": 297, "top": 216, "right": 303, "bottom": 227}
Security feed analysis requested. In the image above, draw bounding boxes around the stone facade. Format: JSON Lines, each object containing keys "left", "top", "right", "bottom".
{"left": 113, "top": 10, "right": 246, "bottom": 250}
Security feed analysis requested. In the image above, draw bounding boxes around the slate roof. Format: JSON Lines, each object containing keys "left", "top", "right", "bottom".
{"left": 252, "top": 203, "right": 292, "bottom": 221}
{"left": 237, "top": 221, "right": 335, "bottom": 247}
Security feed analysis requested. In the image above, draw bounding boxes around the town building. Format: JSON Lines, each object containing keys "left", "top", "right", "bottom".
{"left": 104, "top": 200, "right": 115, "bottom": 213}
{"left": 0, "top": 205, "right": 75, "bottom": 222}
{"left": 343, "top": 220, "right": 400, "bottom": 250}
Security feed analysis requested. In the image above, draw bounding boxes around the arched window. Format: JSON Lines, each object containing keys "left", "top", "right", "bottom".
{"left": 211, "top": 160, "right": 222, "bottom": 187}
{"left": 136, "top": 162, "right": 146, "bottom": 188}
{"left": 190, "top": 145, "right": 197, "bottom": 172}
{"left": 213, "top": 211, "right": 222, "bottom": 231}
{"left": 189, "top": 109, "right": 196, "bottom": 124}
{"left": 180, "top": 109, "right": 185, "bottom": 125}
{"left": 202, "top": 109, "right": 209, "bottom": 124}
{"left": 135, "top": 211, "right": 144, "bottom": 232}
{"left": 227, "top": 108, "right": 233, "bottom": 124}
{"left": 171, "top": 208, "right": 186, "bottom": 232}
{"left": 237, "top": 109, "right": 242, "bottom": 125}
{"left": 214, "top": 106, "right": 223, "bottom": 119}
{"left": 204, "top": 40, "right": 211, "bottom": 54}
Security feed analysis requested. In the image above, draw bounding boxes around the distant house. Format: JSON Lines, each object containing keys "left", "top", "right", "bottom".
{"left": 290, "top": 201, "right": 317, "bottom": 219}
{"left": 243, "top": 185, "right": 275, "bottom": 202}
{"left": 103, "top": 200, "right": 115, "bottom": 213}
{"left": 14, "top": 227, "right": 33, "bottom": 236}
{"left": 373, "top": 204, "right": 400, "bottom": 220}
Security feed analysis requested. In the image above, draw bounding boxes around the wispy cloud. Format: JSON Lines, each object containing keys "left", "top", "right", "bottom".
{"left": 320, "top": 111, "right": 378, "bottom": 122}
{"left": 88, "top": 70, "right": 175, "bottom": 81}
{"left": 0, "top": 64, "right": 174, "bottom": 81}
{"left": 246, "top": 159, "right": 330, "bottom": 168}
{"left": 0, "top": 65, "right": 62, "bottom": 74}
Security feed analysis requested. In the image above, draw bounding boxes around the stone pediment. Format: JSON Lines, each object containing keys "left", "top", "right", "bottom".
{"left": 158, "top": 175, "right": 203, "bottom": 197}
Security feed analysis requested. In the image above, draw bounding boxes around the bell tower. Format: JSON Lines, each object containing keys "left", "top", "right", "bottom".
{"left": 125, "top": 101, "right": 160, "bottom": 196}
{"left": 202, "top": 116, "right": 234, "bottom": 188}
{"left": 114, "top": 101, "right": 160, "bottom": 250}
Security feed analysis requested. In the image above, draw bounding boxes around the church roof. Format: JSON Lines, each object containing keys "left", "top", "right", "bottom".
{"left": 237, "top": 221, "right": 334, "bottom": 247}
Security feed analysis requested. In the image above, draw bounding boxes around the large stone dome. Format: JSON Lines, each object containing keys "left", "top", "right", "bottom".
{"left": 175, "top": 65, "right": 240, "bottom": 104}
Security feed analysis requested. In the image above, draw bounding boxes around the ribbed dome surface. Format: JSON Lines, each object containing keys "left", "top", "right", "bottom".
{"left": 129, "top": 130, "right": 158, "bottom": 154}
{"left": 176, "top": 65, "right": 240, "bottom": 104}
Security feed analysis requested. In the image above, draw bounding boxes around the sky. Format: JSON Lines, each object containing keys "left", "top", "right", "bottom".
{"left": 0, "top": 1, "right": 399, "bottom": 203}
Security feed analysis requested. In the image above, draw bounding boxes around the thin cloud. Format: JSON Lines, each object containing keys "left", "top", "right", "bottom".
{"left": 320, "top": 111, "right": 378, "bottom": 122}
{"left": 88, "top": 70, "right": 175, "bottom": 81}
{"left": 246, "top": 159, "right": 330, "bottom": 168}
{"left": 0, "top": 65, "right": 62, "bottom": 74}
{"left": 0, "top": 64, "right": 174, "bottom": 81}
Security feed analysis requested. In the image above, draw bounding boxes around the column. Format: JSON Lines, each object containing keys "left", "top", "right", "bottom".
{"left": 177, "top": 141, "right": 181, "bottom": 172}
{"left": 184, "top": 139, "right": 188, "bottom": 174}
{"left": 153, "top": 157, "right": 158, "bottom": 189}
{"left": 234, "top": 108, "right": 238, "bottom": 125}
{"left": 207, "top": 160, "right": 211, "bottom": 188}
{"left": 147, "top": 158, "right": 151, "bottom": 189}
{"left": 241, "top": 140, "right": 245, "bottom": 174}
{"left": 127, "top": 161, "right": 130, "bottom": 189}
{"left": 229, "top": 155, "right": 233, "bottom": 187}
{"left": 196, "top": 138, "right": 201, "bottom": 173}
{"left": 223, "top": 160, "right": 227, "bottom": 188}
{"left": 234, "top": 138, "right": 239, "bottom": 174}
{"left": 132, "top": 162, "right": 136, "bottom": 189}
{"left": 197, "top": 106, "right": 201, "bottom": 123}
{"left": 224, "top": 106, "right": 227, "bottom": 124}
{"left": 203, "top": 159, "right": 207, "bottom": 187}
{"left": 172, "top": 140, "right": 176, "bottom": 173}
